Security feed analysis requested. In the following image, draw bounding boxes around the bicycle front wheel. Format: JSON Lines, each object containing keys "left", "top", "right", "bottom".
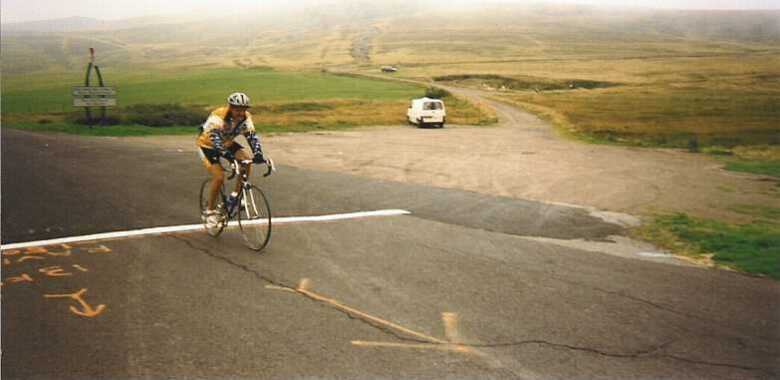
{"left": 238, "top": 185, "right": 272, "bottom": 251}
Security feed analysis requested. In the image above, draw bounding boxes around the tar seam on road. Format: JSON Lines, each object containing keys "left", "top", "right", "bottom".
{"left": 0, "top": 209, "right": 412, "bottom": 250}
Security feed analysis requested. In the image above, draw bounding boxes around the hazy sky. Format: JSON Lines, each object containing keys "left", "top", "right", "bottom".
{"left": 2, "top": 0, "right": 779, "bottom": 23}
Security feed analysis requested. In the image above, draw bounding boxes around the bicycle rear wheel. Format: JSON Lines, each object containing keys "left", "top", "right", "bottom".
{"left": 199, "top": 179, "right": 227, "bottom": 237}
{"left": 237, "top": 185, "right": 272, "bottom": 251}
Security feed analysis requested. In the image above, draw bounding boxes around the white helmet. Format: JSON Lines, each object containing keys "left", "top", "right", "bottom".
{"left": 227, "top": 92, "right": 251, "bottom": 107}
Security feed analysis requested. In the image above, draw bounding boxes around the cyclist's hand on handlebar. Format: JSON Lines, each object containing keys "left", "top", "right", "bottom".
{"left": 222, "top": 150, "right": 235, "bottom": 162}
{"left": 252, "top": 152, "right": 266, "bottom": 164}
{"left": 263, "top": 157, "right": 276, "bottom": 177}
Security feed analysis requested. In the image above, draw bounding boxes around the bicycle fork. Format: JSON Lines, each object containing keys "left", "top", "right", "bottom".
{"left": 241, "top": 184, "right": 261, "bottom": 219}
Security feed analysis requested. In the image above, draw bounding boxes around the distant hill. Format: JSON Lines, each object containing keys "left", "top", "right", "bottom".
{"left": 1, "top": 16, "right": 181, "bottom": 33}
{"left": 1, "top": 2, "right": 778, "bottom": 75}
{"left": 3, "top": 16, "right": 109, "bottom": 32}
{"left": 638, "top": 10, "right": 780, "bottom": 44}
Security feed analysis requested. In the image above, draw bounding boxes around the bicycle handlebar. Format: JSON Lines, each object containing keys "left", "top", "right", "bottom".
{"left": 227, "top": 158, "right": 275, "bottom": 179}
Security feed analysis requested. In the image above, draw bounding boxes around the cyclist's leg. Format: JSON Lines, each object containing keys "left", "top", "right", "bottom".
{"left": 199, "top": 147, "right": 224, "bottom": 210}
{"left": 207, "top": 164, "right": 224, "bottom": 210}
{"left": 232, "top": 144, "right": 252, "bottom": 194}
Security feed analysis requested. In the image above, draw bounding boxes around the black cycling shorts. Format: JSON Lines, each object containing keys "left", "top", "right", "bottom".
{"left": 199, "top": 142, "right": 243, "bottom": 165}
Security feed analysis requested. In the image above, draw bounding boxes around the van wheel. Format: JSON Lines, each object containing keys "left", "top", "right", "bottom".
{"left": 438, "top": 123, "right": 445, "bottom": 128}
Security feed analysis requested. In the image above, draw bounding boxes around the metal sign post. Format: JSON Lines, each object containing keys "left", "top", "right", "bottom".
{"left": 73, "top": 48, "right": 116, "bottom": 127}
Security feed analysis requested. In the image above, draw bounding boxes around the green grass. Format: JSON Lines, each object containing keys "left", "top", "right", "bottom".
{"left": 3, "top": 67, "right": 498, "bottom": 133}
{"left": 637, "top": 213, "right": 780, "bottom": 280}
{"left": 722, "top": 159, "right": 780, "bottom": 178}
{"left": 7, "top": 123, "right": 197, "bottom": 136}
{"left": 1, "top": 68, "right": 426, "bottom": 114}
{"left": 2, "top": 67, "right": 497, "bottom": 134}
{"left": 497, "top": 86, "right": 780, "bottom": 149}
{"left": 435, "top": 74, "right": 618, "bottom": 91}
{"left": 729, "top": 204, "right": 780, "bottom": 221}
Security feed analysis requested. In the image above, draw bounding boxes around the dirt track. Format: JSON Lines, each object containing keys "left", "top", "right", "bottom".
{"left": 265, "top": 87, "right": 778, "bottom": 223}
{"left": 139, "top": 86, "right": 777, "bottom": 224}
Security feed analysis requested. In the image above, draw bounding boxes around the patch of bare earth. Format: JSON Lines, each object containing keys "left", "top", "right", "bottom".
{"left": 266, "top": 89, "right": 778, "bottom": 224}
{"left": 139, "top": 87, "right": 777, "bottom": 225}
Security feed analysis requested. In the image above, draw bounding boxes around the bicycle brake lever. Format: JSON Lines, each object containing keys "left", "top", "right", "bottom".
{"left": 263, "top": 158, "right": 275, "bottom": 177}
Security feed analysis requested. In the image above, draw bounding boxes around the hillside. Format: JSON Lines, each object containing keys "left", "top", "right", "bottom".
{"left": 1, "top": 2, "right": 778, "bottom": 75}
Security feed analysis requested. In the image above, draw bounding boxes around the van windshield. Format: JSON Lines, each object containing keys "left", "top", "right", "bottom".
{"left": 423, "top": 102, "right": 442, "bottom": 110}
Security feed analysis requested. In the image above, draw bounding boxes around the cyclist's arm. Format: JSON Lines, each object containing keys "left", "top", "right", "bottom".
{"left": 242, "top": 116, "right": 264, "bottom": 156}
{"left": 209, "top": 129, "right": 226, "bottom": 153}
{"left": 203, "top": 114, "right": 227, "bottom": 153}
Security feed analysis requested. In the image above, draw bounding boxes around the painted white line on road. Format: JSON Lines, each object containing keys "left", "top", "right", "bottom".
{"left": 637, "top": 251, "right": 672, "bottom": 258}
{"left": 1, "top": 209, "right": 411, "bottom": 250}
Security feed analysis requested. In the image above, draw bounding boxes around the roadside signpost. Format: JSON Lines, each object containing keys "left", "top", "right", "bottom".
{"left": 73, "top": 48, "right": 116, "bottom": 126}
{"left": 72, "top": 87, "right": 117, "bottom": 107}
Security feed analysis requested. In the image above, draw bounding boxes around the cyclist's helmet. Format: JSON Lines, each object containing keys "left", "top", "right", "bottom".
{"left": 227, "top": 92, "right": 251, "bottom": 108}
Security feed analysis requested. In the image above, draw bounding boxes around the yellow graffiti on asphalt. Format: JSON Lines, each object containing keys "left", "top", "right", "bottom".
{"left": 352, "top": 312, "right": 473, "bottom": 354}
{"left": 266, "top": 278, "right": 477, "bottom": 356}
{"left": 39, "top": 266, "right": 75, "bottom": 277}
{"left": 17, "top": 255, "right": 46, "bottom": 262}
{"left": 2, "top": 243, "right": 112, "bottom": 319}
{"left": 25, "top": 246, "right": 48, "bottom": 255}
{"left": 442, "top": 312, "right": 462, "bottom": 344}
{"left": 44, "top": 288, "right": 107, "bottom": 318}
{"left": 87, "top": 245, "right": 112, "bottom": 254}
{"left": 351, "top": 340, "right": 472, "bottom": 353}
{"left": 1, "top": 244, "right": 111, "bottom": 267}
{"left": 3, "top": 273, "right": 34, "bottom": 285}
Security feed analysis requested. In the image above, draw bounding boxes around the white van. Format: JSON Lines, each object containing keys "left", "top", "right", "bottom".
{"left": 407, "top": 97, "right": 446, "bottom": 128}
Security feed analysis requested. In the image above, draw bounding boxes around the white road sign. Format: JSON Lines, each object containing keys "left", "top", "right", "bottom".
{"left": 72, "top": 86, "right": 116, "bottom": 96}
{"left": 73, "top": 98, "right": 117, "bottom": 107}
{"left": 72, "top": 86, "right": 117, "bottom": 107}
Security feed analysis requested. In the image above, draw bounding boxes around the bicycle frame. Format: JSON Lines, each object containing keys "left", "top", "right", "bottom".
{"left": 221, "top": 158, "right": 274, "bottom": 218}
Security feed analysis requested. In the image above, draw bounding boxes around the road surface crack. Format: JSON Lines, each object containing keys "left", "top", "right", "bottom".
{"left": 465, "top": 338, "right": 675, "bottom": 358}
{"left": 170, "top": 235, "right": 290, "bottom": 290}
{"left": 463, "top": 339, "right": 774, "bottom": 376}
{"left": 552, "top": 276, "right": 780, "bottom": 346}
{"left": 170, "top": 235, "right": 430, "bottom": 345}
{"left": 416, "top": 236, "right": 777, "bottom": 347}
{"left": 169, "top": 235, "right": 776, "bottom": 377}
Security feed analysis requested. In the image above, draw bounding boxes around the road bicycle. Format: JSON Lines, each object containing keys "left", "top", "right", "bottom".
{"left": 199, "top": 158, "right": 275, "bottom": 251}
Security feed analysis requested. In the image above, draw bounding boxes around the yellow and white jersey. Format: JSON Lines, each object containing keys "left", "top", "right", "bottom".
{"left": 196, "top": 106, "right": 256, "bottom": 149}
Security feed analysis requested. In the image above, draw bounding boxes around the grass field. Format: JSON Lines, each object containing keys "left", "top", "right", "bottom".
{"left": 1, "top": 68, "right": 423, "bottom": 114}
{"left": 496, "top": 86, "right": 780, "bottom": 147}
{"left": 635, "top": 212, "right": 780, "bottom": 280}
{"left": 1, "top": 67, "right": 493, "bottom": 133}
{"left": 421, "top": 53, "right": 780, "bottom": 148}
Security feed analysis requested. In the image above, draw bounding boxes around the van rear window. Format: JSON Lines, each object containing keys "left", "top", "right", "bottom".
{"left": 423, "top": 102, "right": 442, "bottom": 110}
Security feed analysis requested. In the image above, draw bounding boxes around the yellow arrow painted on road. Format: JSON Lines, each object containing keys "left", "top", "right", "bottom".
{"left": 44, "top": 288, "right": 107, "bottom": 318}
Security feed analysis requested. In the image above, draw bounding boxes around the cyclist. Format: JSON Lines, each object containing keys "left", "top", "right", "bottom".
{"left": 197, "top": 92, "right": 269, "bottom": 228}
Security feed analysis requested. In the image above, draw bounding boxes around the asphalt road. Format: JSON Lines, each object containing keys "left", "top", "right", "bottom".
{"left": 2, "top": 128, "right": 778, "bottom": 379}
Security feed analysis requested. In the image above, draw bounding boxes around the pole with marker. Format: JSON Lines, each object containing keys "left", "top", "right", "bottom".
{"left": 84, "top": 48, "right": 95, "bottom": 127}
{"left": 83, "top": 48, "right": 108, "bottom": 127}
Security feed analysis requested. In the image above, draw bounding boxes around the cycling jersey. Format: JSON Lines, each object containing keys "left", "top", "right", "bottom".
{"left": 196, "top": 106, "right": 263, "bottom": 155}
